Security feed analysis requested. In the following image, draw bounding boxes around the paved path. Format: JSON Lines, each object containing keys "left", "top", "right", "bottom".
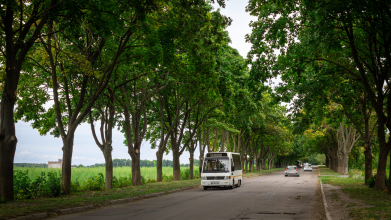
{"left": 54, "top": 167, "right": 324, "bottom": 220}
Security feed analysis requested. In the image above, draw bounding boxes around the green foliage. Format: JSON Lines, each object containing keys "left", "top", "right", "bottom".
{"left": 113, "top": 175, "right": 132, "bottom": 188}
{"left": 194, "top": 168, "right": 200, "bottom": 178}
{"left": 180, "top": 169, "right": 190, "bottom": 180}
{"left": 83, "top": 173, "right": 105, "bottom": 191}
{"left": 13, "top": 170, "right": 32, "bottom": 200}
{"left": 13, "top": 170, "right": 61, "bottom": 200}
{"left": 42, "top": 172, "right": 62, "bottom": 197}
{"left": 140, "top": 176, "right": 147, "bottom": 185}
{"left": 71, "top": 179, "right": 82, "bottom": 193}
{"left": 162, "top": 174, "right": 173, "bottom": 182}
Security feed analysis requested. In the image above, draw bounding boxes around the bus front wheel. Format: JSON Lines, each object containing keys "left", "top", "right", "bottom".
{"left": 203, "top": 186, "right": 208, "bottom": 190}
{"left": 230, "top": 179, "right": 235, "bottom": 189}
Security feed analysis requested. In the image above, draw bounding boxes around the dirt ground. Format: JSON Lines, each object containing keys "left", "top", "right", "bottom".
{"left": 322, "top": 183, "right": 373, "bottom": 220}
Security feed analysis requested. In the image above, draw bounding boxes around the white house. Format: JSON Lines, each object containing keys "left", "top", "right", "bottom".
{"left": 48, "top": 159, "right": 62, "bottom": 168}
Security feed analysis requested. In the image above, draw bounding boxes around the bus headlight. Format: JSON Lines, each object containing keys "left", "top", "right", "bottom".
{"left": 202, "top": 176, "right": 206, "bottom": 180}
{"left": 224, "top": 176, "right": 229, "bottom": 179}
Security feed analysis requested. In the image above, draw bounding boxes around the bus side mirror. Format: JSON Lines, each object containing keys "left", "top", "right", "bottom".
{"left": 231, "top": 166, "right": 235, "bottom": 171}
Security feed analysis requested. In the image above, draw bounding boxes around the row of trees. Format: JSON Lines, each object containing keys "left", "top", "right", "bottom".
{"left": 86, "top": 159, "right": 200, "bottom": 168}
{"left": 1, "top": 0, "right": 294, "bottom": 201}
{"left": 246, "top": 0, "right": 390, "bottom": 192}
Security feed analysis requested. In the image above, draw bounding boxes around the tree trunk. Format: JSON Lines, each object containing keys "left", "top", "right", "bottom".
{"left": 0, "top": 114, "right": 17, "bottom": 201}
{"left": 325, "top": 154, "right": 329, "bottom": 168}
{"left": 103, "top": 146, "right": 113, "bottom": 189}
{"left": 256, "top": 158, "right": 261, "bottom": 171}
{"left": 261, "top": 159, "right": 266, "bottom": 170}
{"left": 375, "top": 121, "right": 389, "bottom": 190}
{"left": 209, "top": 129, "right": 218, "bottom": 152}
{"left": 337, "top": 155, "right": 343, "bottom": 174}
{"left": 226, "top": 131, "right": 230, "bottom": 151}
{"left": 333, "top": 155, "right": 339, "bottom": 172}
{"left": 173, "top": 148, "right": 181, "bottom": 181}
{"left": 0, "top": 73, "right": 18, "bottom": 201}
{"left": 132, "top": 153, "right": 141, "bottom": 185}
{"left": 389, "top": 150, "right": 391, "bottom": 195}
{"left": 199, "top": 128, "right": 206, "bottom": 178}
{"left": 220, "top": 130, "right": 225, "bottom": 152}
{"left": 375, "top": 147, "right": 389, "bottom": 189}
{"left": 240, "top": 136, "right": 245, "bottom": 171}
{"left": 340, "top": 155, "right": 349, "bottom": 175}
{"left": 363, "top": 143, "right": 373, "bottom": 184}
{"left": 61, "top": 134, "right": 74, "bottom": 194}
{"left": 199, "top": 157, "right": 204, "bottom": 178}
{"left": 156, "top": 150, "right": 164, "bottom": 182}
{"left": 241, "top": 156, "right": 245, "bottom": 172}
{"left": 232, "top": 133, "right": 236, "bottom": 152}
{"left": 189, "top": 151, "right": 194, "bottom": 179}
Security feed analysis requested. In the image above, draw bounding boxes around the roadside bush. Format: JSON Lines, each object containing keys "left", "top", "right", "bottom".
{"left": 162, "top": 174, "right": 173, "bottom": 182}
{"left": 71, "top": 179, "right": 82, "bottom": 192}
{"left": 140, "top": 176, "right": 146, "bottom": 185}
{"left": 348, "top": 169, "right": 364, "bottom": 180}
{"left": 113, "top": 175, "right": 132, "bottom": 188}
{"left": 32, "top": 171, "right": 61, "bottom": 198}
{"left": 146, "top": 178, "right": 156, "bottom": 183}
{"left": 180, "top": 169, "right": 190, "bottom": 180}
{"left": 13, "top": 170, "right": 61, "bottom": 199}
{"left": 31, "top": 172, "right": 47, "bottom": 198}
{"left": 368, "top": 174, "right": 389, "bottom": 189}
{"left": 44, "top": 171, "right": 62, "bottom": 197}
{"left": 194, "top": 169, "right": 200, "bottom": 178}
{"left": 13, "top": 170, "right": 32, "bottom": 199}
{"left": 83, "top": 173, "right": 105, "bottom": 191}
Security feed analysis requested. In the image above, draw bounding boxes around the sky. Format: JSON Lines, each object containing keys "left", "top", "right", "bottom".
{"left": 14, "top": 0, "right": 256, "bottom": 166}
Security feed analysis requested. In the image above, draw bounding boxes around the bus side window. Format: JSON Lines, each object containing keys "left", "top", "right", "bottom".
{"left": 234, "top": 155, "right": 241, "bottom": 170}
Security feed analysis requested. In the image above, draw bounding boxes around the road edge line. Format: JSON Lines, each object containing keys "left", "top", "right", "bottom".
{"left": 320, "top": 180, "right": 332, "bottom": 220}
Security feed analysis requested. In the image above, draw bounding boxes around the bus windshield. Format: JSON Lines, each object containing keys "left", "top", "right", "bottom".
{"left": 203, "top": 158, "right": 229, "bottom": 173}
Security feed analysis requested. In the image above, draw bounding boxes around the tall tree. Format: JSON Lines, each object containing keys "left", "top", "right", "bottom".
{"left": 0, "top": 0, "right": 64, "bottom": 201}
{"left": 26, "top": 0, "right": 160, "bottom": 193}
{"left": 246, "top": 0, "right": 390, "bottom": 189}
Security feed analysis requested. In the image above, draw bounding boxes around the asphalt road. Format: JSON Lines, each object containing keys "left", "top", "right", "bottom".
{"left": 53, "top": 167, "right": 324, "bottom": 220}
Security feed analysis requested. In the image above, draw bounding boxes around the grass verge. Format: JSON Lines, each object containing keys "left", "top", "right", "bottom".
{"left": 0, "top": 168, "right": 284, "bottom": 219}
{"left": 318, "top": 165, "right": 341, "bottom": 175}
{"left": 0, "top": 179, "right": 200, "bottom": 220}
{"left": 320, "top": 175, "right": 391, "bottom": 219}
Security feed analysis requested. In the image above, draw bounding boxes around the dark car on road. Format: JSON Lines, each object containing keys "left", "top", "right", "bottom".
{"left": 295, "top": 160, "right": 303, "bottom": 169}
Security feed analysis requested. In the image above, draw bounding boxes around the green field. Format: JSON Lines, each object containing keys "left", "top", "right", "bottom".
{"left": 14, "top": 166, "right": 181, "bottom": 182}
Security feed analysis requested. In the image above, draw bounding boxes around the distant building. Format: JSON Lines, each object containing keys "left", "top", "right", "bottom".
{"left": 48, "top": 159, "right": 62, "bottom": 168}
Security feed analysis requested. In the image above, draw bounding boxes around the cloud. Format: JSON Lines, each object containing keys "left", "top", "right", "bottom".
{"left": 15, "top": 151, "right": 59, "bottom": 160}
{"left": 15, "top": 151, "right": 105, "bottom": 164}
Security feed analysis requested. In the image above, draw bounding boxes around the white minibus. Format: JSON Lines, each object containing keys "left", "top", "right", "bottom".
{"left": 201, "top": 152, "right": 242, "bottom": 190}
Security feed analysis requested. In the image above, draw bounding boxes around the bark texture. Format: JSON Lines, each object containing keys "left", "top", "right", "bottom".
{"left": 336, "top": 119, "right": 359, "bottom": 175}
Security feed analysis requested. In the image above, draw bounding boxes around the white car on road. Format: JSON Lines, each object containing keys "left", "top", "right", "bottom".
{"left": 303, "top": 164, "right": 313, "bottom": 171}
{"left": 284, "top": 165, "right": 300, "bottom": 177}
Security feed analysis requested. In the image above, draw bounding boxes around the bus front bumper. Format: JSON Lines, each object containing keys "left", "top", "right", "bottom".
{"left": 201, "top": 180, "right": 231, "bottom": 186}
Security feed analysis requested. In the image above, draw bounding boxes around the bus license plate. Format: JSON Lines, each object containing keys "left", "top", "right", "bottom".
{"left": 211, "top": 181, "right": 219, "bottom": 185}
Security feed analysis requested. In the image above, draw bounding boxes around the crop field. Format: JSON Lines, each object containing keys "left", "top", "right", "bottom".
{"left": 14, "top": 166, "right": 182, "bottom": 183}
